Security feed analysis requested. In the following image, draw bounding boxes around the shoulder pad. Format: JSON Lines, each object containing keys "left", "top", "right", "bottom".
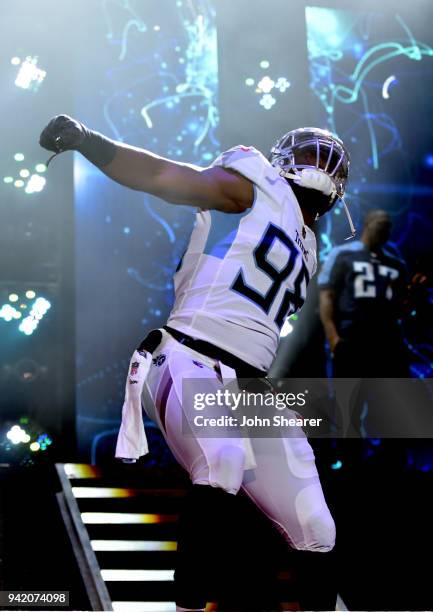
{"left": 211, "top": 145, "right": 272, "bottom": 185}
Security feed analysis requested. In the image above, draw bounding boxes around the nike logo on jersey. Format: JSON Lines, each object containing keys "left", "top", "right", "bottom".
{"left": 295, "top": 229, "right": 309, "bottom": 262}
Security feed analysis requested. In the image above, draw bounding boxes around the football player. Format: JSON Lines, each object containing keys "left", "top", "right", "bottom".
{"left": 40, "top": 116, "right": 351, "bottom": 611}
{"left": 318, "top": 209, "right": 408, "bottom": 377}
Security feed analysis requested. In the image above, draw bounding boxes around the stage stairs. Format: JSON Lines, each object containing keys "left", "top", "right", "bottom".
{"left": 56, "top": 462, "right": 186, "bottom": 612}
{"left": 55, "top": 462, "right": 348, "bottom": 612}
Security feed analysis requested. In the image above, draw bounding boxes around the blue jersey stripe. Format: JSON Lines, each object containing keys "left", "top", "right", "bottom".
{"left": 203, "top": 185, "right": 256, "bottom": 259}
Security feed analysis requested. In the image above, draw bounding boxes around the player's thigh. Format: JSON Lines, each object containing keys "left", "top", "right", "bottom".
{"left": 144, "top": 348, "right": 247, "bottom": 493}
{"left": 242, "top": 430, "right": 335, "bottom": 552}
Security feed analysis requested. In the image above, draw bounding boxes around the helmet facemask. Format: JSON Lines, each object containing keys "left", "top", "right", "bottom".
{"left": 270, "top": 128, "right": 355, "bottom": 239}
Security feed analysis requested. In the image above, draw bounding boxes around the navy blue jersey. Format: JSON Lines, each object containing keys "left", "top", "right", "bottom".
{"left": 318, "top": 241, "right": 407, "bottom": 338}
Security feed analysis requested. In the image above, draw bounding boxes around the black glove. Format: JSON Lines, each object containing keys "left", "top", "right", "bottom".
{"left": 39, "top": 115, "right": 117, "bottom": 168}
{"left": 39, "top": 114, "right": 87, "bottom": 153}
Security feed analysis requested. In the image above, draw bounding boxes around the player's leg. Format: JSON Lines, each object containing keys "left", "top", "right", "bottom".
{"left": 242, "top": 431, "right": 335, "bottom": 551}
{"left": 174, "top": 483, "right": 243, "bottom": 611}
{"left": 143, "top": 339, "right": 248, "bottom": 610}
{"left": 242, "top": 427, "right": 337, "bottom": 610}
{"left": 144, "top": 341, "right": 248, "bottom": 493}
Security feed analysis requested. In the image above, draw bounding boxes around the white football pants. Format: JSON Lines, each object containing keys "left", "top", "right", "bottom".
{"left": 142, "top": 330, "right": 335, "bottom": 552}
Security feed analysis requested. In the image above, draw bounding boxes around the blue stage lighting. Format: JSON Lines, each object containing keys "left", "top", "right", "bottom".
{"left": 14, "top": 56, "right": 46, "bottom": 91}
{"left": 424, "top": 154, "right": 433, "bottom": 167}
{"left": 0, "top": 304, "right": 21, "bottom": 322}
{"left": 1, "top": 418, "right": 55, "bottom": 465}
{"left": 6, "top": 425, "right": 31, "bottom": 445}
{"left": 25, "top": 174, "right": 46, "bottom": 194}
{"left": 2, "top": 289, "right": 54, "bottom": 333}
{"left": 259, "top": 94, "right": 276, "bottom": 110}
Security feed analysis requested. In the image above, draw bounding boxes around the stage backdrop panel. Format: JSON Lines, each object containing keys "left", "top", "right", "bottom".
{"left": 75, "top": 1, "right": 433, "bottom": 460}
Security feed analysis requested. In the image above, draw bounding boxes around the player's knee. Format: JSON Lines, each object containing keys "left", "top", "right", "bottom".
{"left": 300, "top": 510, "right": 336, "bottom": 552}
{"left": 292, "top": 483, "right": 336, "bottom": 552}
{"left": 206, "top": 444, "right": 246, "bottom": 495}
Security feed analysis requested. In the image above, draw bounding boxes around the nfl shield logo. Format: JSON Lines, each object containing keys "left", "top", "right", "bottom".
{"left": 130, "top": 361, "right": 139, "bottom": 376}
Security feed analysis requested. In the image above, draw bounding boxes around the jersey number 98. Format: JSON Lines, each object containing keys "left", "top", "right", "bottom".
{"left": 231, "top": 224, "right": 310, "bottom": 329}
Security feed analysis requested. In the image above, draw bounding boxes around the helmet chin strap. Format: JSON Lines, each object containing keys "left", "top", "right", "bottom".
{"left": 279, "top": 167, "right": 356, "bottom": 240}
{"left": 340, "top": 197, "right": 356, "bottom": 240}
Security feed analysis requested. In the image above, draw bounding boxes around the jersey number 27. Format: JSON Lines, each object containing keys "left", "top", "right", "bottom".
{"left": 353, "top": 261, "right": 399, "bottom": 299}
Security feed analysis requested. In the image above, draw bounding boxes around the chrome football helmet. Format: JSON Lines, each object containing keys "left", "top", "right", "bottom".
{"left": 270, "top": 127, "right": 355, "bottom": 238}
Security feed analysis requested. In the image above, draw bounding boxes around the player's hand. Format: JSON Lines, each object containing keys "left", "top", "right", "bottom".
{"left": 329, "top": 334, "right": 342, "bottom": 354}
{"left": 39, "top": 114, "right": 86, "bottom": 153}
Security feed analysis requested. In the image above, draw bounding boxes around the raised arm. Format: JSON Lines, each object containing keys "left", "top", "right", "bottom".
{"left": 39, "top": 115, "right": 253, "bottom": 213}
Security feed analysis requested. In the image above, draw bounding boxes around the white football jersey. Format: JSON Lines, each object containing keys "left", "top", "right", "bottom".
{"left": 166, "top": 146, "right": 317, "bottom": 371}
